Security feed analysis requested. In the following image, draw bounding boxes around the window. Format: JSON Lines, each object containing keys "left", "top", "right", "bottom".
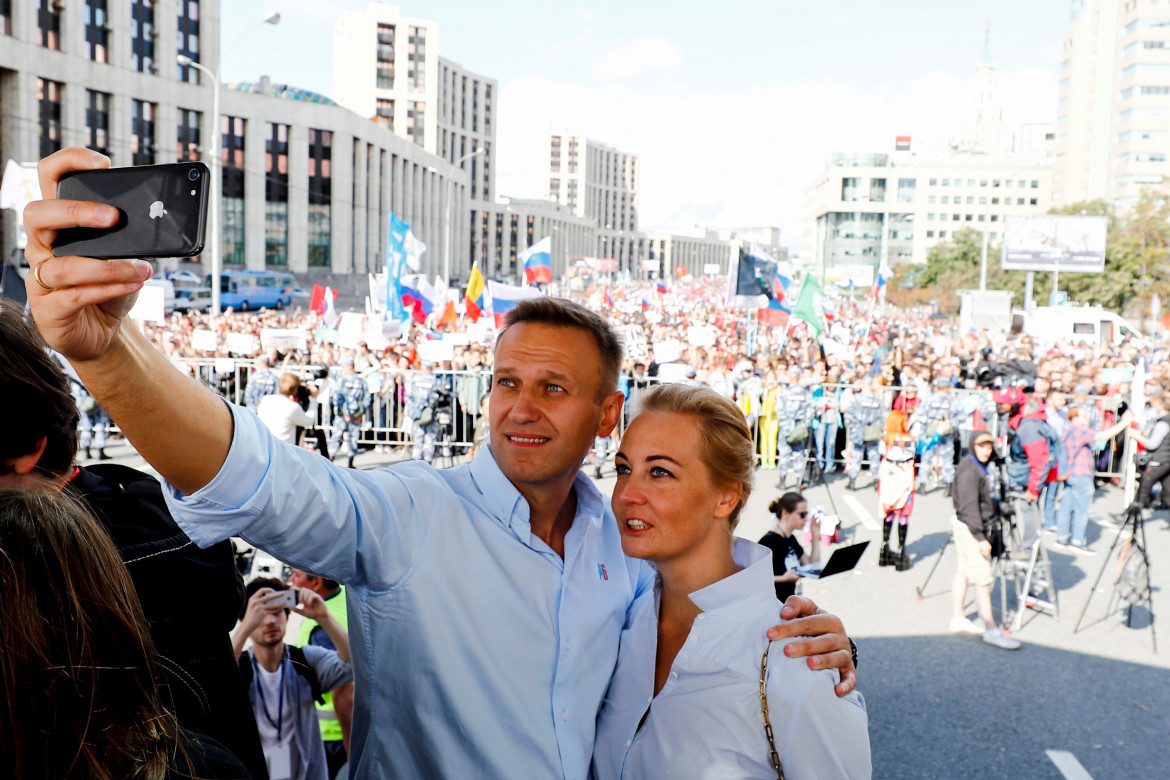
{"left": 942, "top": 178, "right": 950, "bottom": 186}
{"left": 132, "top": 0, "right": 155, "bottom": 74}
{"left": 967, "top": 179, "right": 975, "bottom": 187}
{"left": 966, "top": 196, "right": 974, "bottom": 204}
{"left": 980, "top": 180, "right": 987, "bottom": 187}
{"left": 176, "top": 1, "right": 201, "bottom": 82}
{"left": 38, "top": 0, "right": 60, "bottom": 49}
{"left": 979, "top": 196, "right": 987, "bottom": 205}
{"left": 131, "top": 99, "right": 156, "bottom": 165}
{"left": 927, "top": 213, "right": 936, "bottom": 220}
{"left": 1017, "top": 197, "right": 1025, "bottom": 205}
{"left": 1029, "top": 198, "right": 1038, "bottom": 205}
{"left": 941, "top": 195, "right": 949, "bottom": 204}
{"left": 926, "top": 230, "right": 935, "bottom": 238}
{"left": 1031, "top": 180, "right": 1039, "bottom": 188}
{"left": 939, "top": 231, "right": 947, "bottom": 238}
{"left": 38, "top": 78, "right": 62, "bottom": 159}
{"left": 407, "top": 25, "right": 426, "bottom": 90}
{"left": 176, "top": 108, "right": 201, "bottom": 161}
{"left": 991, "top": 215, "right": 999, "bottom": 222}
{"left": 307, "top": 129, "right": 332, "bottom": 267}
{"left": 265, "top": 122, "right": 289, "bottom": 202}
{"left": 222, "top": 116, "right": 245, "bottom": 265}
{"left": 85, "top": 90, "right": 111, "bottom": 158}
{"left": 376, "top": 98, "right": 394, "bottom": 131}
{"left": 1, "top": 0, "right": 11, "bottom": 36}
{"left": 953, "top": 214, "right": 960, "bottom": 221}
{"left": 978, "top": 214, "right": 986, "bottom": 222}
{"left": 897, "top": 178, "right": 915, "bottom": 203}
{"left": 929, "top": 178, "right": 938, "bottom": 186}
{"left": 407, "top": 101, "right": 426, "bottom": 146}
{"left": 86, "top": 0, "right": 109, "bottom": 62}
{"left": 1119, "top": 129, "right": 1169, "bottom": 143}
{"left": 965, "top": 214, "right": 973, "bottom": 221}
{"left": 928, "top": 195, "right": 936, "bottom": 204}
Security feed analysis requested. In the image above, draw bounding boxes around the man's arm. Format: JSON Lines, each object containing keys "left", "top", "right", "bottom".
{"left": 295, "top": 590, "right": 351, "bottom": 663}
{"left": 952, "top": 466, "right": 986, "bottom": 542}
{"left": 24, "top": 148, "right": 232, "bottom": 495}
{"left": 768, "top": 598, "right": 857, "bottom": 697}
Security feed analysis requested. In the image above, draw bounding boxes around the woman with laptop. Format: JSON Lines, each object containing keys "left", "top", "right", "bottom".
{"left": 758, "top": 491, "right": 822, "bottom": 602}
{"left": 592, "top": 385, "right": 870, "bottom": 779}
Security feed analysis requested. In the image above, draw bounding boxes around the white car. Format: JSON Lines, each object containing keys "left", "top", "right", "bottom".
{"left": 174, "top": 286, "right": 212, "bottom": 313}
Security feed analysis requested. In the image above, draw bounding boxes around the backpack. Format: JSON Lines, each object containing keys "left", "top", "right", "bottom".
{"left": 238, "top": 645, "right": 325, "bottom": 705}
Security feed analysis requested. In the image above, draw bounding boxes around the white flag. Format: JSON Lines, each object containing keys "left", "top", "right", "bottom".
{"left": 323, "top": 286, "right": 339, "bottom": 329}
{"left": 404, "top": 230, "right": 427, "bottom": 272}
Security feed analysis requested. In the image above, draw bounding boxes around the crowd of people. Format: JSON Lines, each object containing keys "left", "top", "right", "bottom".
{"left": 7, "top": 147, "right": 1169, "bottom": 778}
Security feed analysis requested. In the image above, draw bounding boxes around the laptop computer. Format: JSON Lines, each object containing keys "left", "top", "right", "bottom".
{"left": 794, "top": 541, "right": 870, "bottom": 579}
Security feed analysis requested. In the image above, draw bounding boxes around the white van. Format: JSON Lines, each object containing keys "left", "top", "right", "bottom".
{"left": 1020, "top": 305, "right": 1145, "bottom": 348}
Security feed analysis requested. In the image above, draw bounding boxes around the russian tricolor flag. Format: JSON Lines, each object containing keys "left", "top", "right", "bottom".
{"left": 872, "top": 260, "right": 892, "bottom": 299}
{"left": 656, "top": 281, "right": 668, "bottom": 294}
{"left": 604, "top": 286, "right": 615, "bottom": 307}
{"left": 520, "top": 236, "right": 552, "bottom": 285}
{"left": 487, "top": 280, "right": 544, "bottom": 327}
{"left": 758, "top": 300, "right": 791, "bottom": 328}
{"left": 400, "top": 285, "right": 433, "bottom": 324}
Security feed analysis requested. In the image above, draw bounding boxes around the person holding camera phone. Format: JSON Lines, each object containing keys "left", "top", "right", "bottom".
{"left": 22, "top": 147, "right": 855, "bottom": 780}
{"left": 233, "top": 579, "right": 353, "bottom": 780}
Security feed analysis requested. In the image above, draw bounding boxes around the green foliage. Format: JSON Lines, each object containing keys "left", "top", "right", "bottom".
{"left": 915, "top": 191, "right": 1170, "bottom": 319}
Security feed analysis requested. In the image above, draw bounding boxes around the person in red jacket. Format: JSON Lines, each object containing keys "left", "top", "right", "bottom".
{"left": 1006, "top": 399, "right": 1059, "bottom": 556}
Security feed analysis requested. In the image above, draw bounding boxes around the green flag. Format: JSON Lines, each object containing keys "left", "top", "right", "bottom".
{"left": 791, "top": 275, "right": 827, "bottom": 338}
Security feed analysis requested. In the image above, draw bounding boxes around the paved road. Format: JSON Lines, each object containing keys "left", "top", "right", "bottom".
{"left": 90, "top": 441, "right": 1170, "bottom": 779}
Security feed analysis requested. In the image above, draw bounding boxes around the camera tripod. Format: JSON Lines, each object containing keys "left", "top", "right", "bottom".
{"left": 1074, "top": 505, "right": 1156, "bottom": 652}
{"left": 433, "top": 410, "right": 456, "bottom": 470}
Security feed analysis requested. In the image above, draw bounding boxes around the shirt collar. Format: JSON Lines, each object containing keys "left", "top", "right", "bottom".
{"left": 468, "top": 445, "right": 609, "bottom": 540}
{"left": 686, "top": 538, "right": 775, "bottom": 614}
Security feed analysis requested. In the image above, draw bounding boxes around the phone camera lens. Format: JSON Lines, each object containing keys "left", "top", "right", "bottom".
{"left": 188, "top": 168, "right": 200, "bottom": 181}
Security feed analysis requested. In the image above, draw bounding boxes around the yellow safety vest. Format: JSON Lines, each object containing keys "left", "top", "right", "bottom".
{"left": 296, "top": 586, "right": 349, "bottom": 743}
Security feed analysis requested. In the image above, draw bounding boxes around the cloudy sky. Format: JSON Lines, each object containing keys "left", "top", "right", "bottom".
{"left": 223, "top": 0, "right": 1070, "bottom": 250}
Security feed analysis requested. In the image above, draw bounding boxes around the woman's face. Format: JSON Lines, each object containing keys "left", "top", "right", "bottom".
{"left": 781, "top": 501, "right": 809, "bottom": 532}
{"left": 612, "top": 412, "right": 739, "bottom": 566}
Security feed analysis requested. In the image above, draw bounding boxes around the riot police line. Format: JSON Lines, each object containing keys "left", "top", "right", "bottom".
{"left": 83, "top": 358, "right": 1132, "bottom": 481}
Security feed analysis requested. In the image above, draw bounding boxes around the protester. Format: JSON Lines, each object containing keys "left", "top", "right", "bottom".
{"left": 0, "top": 303, "right": 268, "bottom": 779}
{"left": 258, "top": 373, "right": 317, "bottom": 446}
{"left": 1056, "top": 406, "right": 1130, "bottom": 551}
{"left": 24, "top": 152, "right": 853, "bottom": 780}
{"left": 0, "top": 489, "right": 250, "bottom": 779}
{"left": 593, "top": 385, "right": 870, "bottom": 779}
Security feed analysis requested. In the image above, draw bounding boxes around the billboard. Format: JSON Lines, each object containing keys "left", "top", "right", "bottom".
{"left": 1001, "top": 215, "right": 1107, "bottom": 274}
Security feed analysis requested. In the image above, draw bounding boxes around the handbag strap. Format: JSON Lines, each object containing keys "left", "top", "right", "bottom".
{"left": 759, "top": 642, "right": 786, "bottom": 780}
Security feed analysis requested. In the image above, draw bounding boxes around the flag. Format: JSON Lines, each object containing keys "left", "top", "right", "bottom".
{"left": 309, "top": 284, "right": 328, "bottom": 315}
{"left": 404, "top": 230, "right": 427, "bottom": 272}
{"left": 0, "top": 160, "right": 41, "bottom": 213}
{"left": 433, "top": 276, "right": 457, "bottom": 325}
{"left": 604, "top": 286, "right": 615, "bottom": 307}
{"left": 399, "top": 285, "right": 431, "bottom": 323}
{"left": 386, "top": 213, "right": 411, "bottom": 321}
{"left": 519, "top": 236, "right": 553, "bottom": 285}
{"left": 323, "top": 287, "right": 339, "bottom": 329}
{"left": 872, "top": 259, "right": 892, "bottom": 299}
{"left": 641, "top": 294, "right": 654, "bottom": 311}
{"left": 674, "top": 265, "right": 688, "bottom": 279}
{"left": 791, "top": 275, "right": 828, "bottom": 338}
{"left": 487, "top": 280, "right": 544, "bottom": 327}
{"left": 727, "top": 244, "right": 788, "bottom": 310}
{"left": 465, "top": 266, "right": 486, "bottom": 322}
{"left": 757, "top": 302, "right": 791, "bottom": 328}
{"left": 656, "top": 281, "right": 668, "bottom": 294}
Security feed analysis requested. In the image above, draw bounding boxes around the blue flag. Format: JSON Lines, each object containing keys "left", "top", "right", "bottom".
{"left": 385, "top": 213, "right": 410, "bottom": 321}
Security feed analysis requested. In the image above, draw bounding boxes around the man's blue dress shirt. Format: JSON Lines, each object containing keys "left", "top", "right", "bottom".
{"left": 165, "top": 404, "right": 652, "bottom": 779}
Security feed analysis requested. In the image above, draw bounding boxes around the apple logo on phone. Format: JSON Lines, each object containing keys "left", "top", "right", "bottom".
{"left": 149, "top": 201, "right": 167, "bottom": 219}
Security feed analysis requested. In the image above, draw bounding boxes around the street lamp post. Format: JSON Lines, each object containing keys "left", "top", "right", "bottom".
{"left": 178, "top": 12, "right": 279, "bottom": 316}
{"left": 443, "top": 148, "right": 484, "bottom": 283}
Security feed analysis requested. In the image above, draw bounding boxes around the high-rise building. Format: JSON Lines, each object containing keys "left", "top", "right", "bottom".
{"left": 333, "top": 3, "right": 495, "bottom": 205}
{"left": 547, "top": 133, "right": 639, "bottom": 270}
{"left": 1052, "top": 0, "right": 1170, "bottom": 208}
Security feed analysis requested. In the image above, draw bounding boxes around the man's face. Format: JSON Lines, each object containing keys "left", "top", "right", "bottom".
{"left": 251, "top": 601, "right": 288, "bottom": 648}
{"left": 974, "top": 440, "right": 995, "bottom": 464}
{"left": 490, "top": 323, "right": 622, "bottom": 494}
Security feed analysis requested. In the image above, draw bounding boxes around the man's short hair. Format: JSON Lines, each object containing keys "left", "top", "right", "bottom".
{"left": 278, "top": 373, "right": 301, "bottom": 396}
{"left": 498, "top": 298, "right": 623, "bottom": 398}
{"left": 0, "top": 305, "right": 78, "bottom": 477}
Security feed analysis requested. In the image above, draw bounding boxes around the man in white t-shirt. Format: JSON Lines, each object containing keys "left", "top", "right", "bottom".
{"left": 258, "top": 374, "right": 316, "bottom": 446}
{"left": 233, "top": 577, "right": 353, "bottom": 780}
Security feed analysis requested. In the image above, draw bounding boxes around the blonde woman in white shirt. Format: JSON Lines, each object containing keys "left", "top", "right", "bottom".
{"left": 593, "top": 384, "right": 871, "bottom": 780}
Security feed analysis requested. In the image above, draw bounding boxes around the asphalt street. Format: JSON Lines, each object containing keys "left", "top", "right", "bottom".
{"left": 92, "top": 440, "right": 1170, "bottom": 779}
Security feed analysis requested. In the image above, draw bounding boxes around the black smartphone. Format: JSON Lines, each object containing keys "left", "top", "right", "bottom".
{"left": 53, "top": 161, "right": 210, "bottom": 259}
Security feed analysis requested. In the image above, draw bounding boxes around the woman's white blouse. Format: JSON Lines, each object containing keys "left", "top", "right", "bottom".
{"left": 592, "top": 539, "right": 871, "bottom": 780}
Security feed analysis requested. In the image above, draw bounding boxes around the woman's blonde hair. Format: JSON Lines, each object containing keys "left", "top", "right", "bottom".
{"left": 633, "top": 384, "right": 754, "bottom": 529}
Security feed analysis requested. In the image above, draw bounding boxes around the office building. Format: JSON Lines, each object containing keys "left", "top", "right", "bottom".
{"left": 0, "top": 0, "right": 466, "bottom": 288}
{"left": 1052, "top": 0, "right": 1170, "bottom": 209}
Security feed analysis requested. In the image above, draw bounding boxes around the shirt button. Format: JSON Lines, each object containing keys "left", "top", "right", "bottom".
{"left": 626, "top": 739, "right": 633, "bottom": 747}
{"left": 696, "top": 614, "right": 706, "bottom": 621}
{"left": 689, "top": 635, "right": 698, "bottom": 643}
{"left": 670, "top": 671, "right": 678, "bottom": 679}
{"left": 561, "top": 710, "right": 569, "bottom": 720}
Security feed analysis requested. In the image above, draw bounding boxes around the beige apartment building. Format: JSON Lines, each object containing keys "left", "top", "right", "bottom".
{"left": 1053, "top": 0, "right": 1170, "bottom": 209}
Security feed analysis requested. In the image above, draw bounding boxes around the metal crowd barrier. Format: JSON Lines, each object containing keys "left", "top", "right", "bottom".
{"left": 112, "top": 363, "right": 1130, "bottom": 481}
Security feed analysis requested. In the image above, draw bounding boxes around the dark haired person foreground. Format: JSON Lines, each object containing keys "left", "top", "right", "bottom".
{"left": 24, "top": 147, "right": 856, "bottom": 779}
{"left": 758, "top": 491, "right": 822, "bottom": 602}
{"left": 594, "top": 386, "right": 869, "bottom": 778}
{"left": 0, "top": 489, "right": 250, "bottom": 779}
{"left": 0, "top": 303, "right": 267, "bottom": 778}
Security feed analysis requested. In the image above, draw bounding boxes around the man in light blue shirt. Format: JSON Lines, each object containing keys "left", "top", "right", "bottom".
{"left": 25, "top": 153, "right": 855, "bottom": 778}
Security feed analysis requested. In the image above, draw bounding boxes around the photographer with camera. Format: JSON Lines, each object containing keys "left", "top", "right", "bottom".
{"left": 1127, "top": 389, "right": 1170, "bottom": 514}
{"left": 949, "top": 431, "right": 1021, "bottom": 650}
